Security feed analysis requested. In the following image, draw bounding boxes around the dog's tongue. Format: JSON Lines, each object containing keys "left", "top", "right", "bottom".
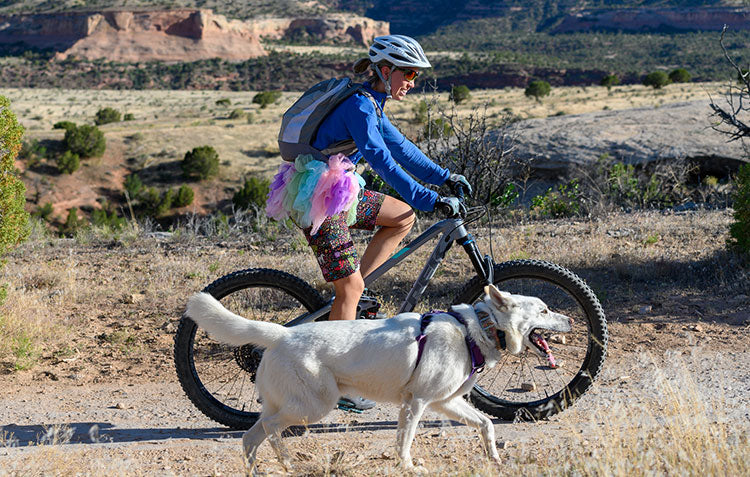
{"left": 532, "top": 333, "right": 558, "bottom": 368}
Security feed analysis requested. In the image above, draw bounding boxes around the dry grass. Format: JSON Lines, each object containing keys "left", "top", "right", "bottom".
{"left": 1, "top": 358, "right": 745, "bottom": 476}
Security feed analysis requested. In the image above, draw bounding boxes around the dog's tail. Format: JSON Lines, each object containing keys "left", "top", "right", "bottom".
{"left": 184, "top": 292, "right": 289, "bottom": 348}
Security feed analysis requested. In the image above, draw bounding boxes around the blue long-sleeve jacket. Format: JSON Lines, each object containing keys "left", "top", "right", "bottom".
{"left": 312, "top": 82, "right": 450, "bottom": 211}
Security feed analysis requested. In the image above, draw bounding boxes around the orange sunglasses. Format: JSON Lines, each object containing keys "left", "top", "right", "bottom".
{"left": 395, "top": 67, "right": 420, "bottom": 81}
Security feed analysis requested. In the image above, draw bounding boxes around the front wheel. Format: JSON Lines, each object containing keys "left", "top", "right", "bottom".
{"left": 453, "top": 259, "right": 607, "bottom": 421}
{"left": 174, "top": 268, "right": 327, "bottom": 429}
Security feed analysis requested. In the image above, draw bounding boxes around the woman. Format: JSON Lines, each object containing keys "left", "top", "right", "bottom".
{"left": 266, "top": 35, "right": 470, "bottom": 410}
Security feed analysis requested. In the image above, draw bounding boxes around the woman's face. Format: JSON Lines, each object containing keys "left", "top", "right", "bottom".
{"left": 383, "top": 66, "right": 420, "bottom": 100}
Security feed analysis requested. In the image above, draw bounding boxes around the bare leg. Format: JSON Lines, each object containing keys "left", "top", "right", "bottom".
{"left": 329, "top": 196, "right": 413, "bottom": 321}
{"left": 360, "top": 196, "right": 415, "bottom": 278}
{"left": 330, "top": 272, "right": 364, "bottom": 321}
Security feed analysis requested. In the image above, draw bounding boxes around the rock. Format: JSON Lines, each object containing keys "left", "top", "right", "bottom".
{"left": 0, "top": 10, "right": 389, "bottom": 62}
{"left": 504, "top": 101, "right": 748, "bottom": 179}
{"left": 639, "top": 305, "right": 653, "bottom": 315}
{"left": 114, "top": 402, "right": 127, "bottom": 409}
{"left": 496, "top": 440, "right": 512, "bottom": 449}
{"left": 521, "top": 382, "right": 536, "bottom": 392}
{"left": 549, "top": 334, "right": 567, "bottom": 345}
{"left": 123, "top": 293, "right": 145, "bottom": 304}
{"left": 689, "top": 324, "right": 704, "bottom": 332}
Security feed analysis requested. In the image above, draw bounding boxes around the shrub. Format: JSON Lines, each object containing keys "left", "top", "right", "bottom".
{"left": 94, "top": 107, "right": 121, "bottom": 125}
{"left": 643, "top": 71, "right": 671, "bottom": 89}
{"left": 64, "top": 124, "right": 106, "bottom": 158}
{"left": 525, "top": 80, "right": 551, "bottom": 102}
{"left": 182, "top": 146, "right": 219, "bottom": 180}
{"left": 18, "top": 139, "right": 46, "bottom": 165}
{"left": 450, "top": 85, "right": 471, "bottom": 104}
{"left": 123, "top": 113, "right": 135, "bottom": 121}
{"left": 412, "top": 100, "right": 428, "bottom": 124}
{"left": 174, "top": 184, "right": 195, "bottom": 208}
{"left": 728, "top": 163, "right": 750, "bottom": 254}
{"left": 60, "top": 207, "right": 85, "bottom": 237}
{"left": 0, "top": 96, "right": 29, "bottom": 260}
{"left": 139, "top": 187, "right": 174, "bottom": 217}
{"left": 215, "top": 98, "right": 231, "bottom": 107}
{"left": 531, "top": 180, "right": 582, "bottom": 218}
{"left": 57, "top": 150, "right": 80, "bottom": 174}
{"left": 233, "top": 177, "right": 270, "bottom": 211}
{"left": 91, "top": 202, "right": 125, "bottom": 231}
{"left": 229, "top": 108, "right": 246, "bottom": 120}
{"left": 252, "top": 91, "right": 282, "bottom": 109}
{"left": 669, "top": 68, "right": 691, "bottom": 83}
{"left": 53, "top": 121, "right": 76, "bottom": 131}
{"left": 123, "top": 173, "right": 143, "bottom": 200}
{"left": 600, "top": 74, "right": 620, "bottom": 89}
{"left": 33, "top": 202, "right": 54, "bottom": 222}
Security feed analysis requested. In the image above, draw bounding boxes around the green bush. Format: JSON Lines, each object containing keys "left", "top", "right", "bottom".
{"left": 728, "top": 163, "right": 750, "bottom": 254}
{"left": 233, "top": 177, "right": 270, "bottom": 211}
{"left": 450, "top": 85, "right": 471, "bottom": 104}
{"left": 139, "top": 187, "right": 174, "bottom": 217}
{"left": 53, "top": 121, "right": 76, "bottom": 131}
{"left": 123, "top": 173, "right": 143, "bottom": 200}
{"left": 64, "top": 124, "right": 106, "bottom": 158}
{"left": 525, "top": 80, "right": 551, "bottom": 102}
{"left": 57, "top": 150, "right": 80, "bottom": 174}
{"left": 182, "top": 145, "right": 219, "bottom": 180}
{"left": 215, "top": 98, "right": 231, "bottom": 107}
{"left": 252, "top": 91, "right": 282, "bottom": 109}
{"left": 229, "top": 108, "right": 246, "bottom": 120}
{"left": 174, "top": 184, "right": 195, "bottom": 208}
{"left": 123, "top": 113, "right": 135, "bottom": 121}
{"left": 33, "top": 202, "right": 54, "bottom": 222}
{"left": 600, "top": 74, "right": 619, "bottom": 89}
{"left": 669, "top": 68, "right": 691, "bottom": 83}
{"left": 531, "top": 180, "right": 582, "bottom": 218}
{"left": 94, "top": 107, "right": 121, "bottom": 125}
{"left": 412, "top": 100, "right": 428, "bottom": 124}
{"left": 60, "top": 207, "right": 85, "bottom": 237}
{"left": 18, "top": 139, "right": 46, "bottom": 165}
{"left": 0, "top": 96, "right": 30, "bottom": 260}
{"left": 643, "top": 71, "right": 671, "bottom": 89}
{"left": 91, "top": 202, "right": 125, "bottom": 231}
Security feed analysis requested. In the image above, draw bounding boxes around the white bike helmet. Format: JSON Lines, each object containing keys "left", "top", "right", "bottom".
{"left": 368, "top": 35, "right": 430, "bottom": 98}
{"left": 368, "top": 35, "right": 431, "bottom": 69}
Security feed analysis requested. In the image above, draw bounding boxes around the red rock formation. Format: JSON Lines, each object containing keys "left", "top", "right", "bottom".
{"left": 250, "top": 14, "right": 389, "bottom": 47}
{"left": 553, "top": 7, "right": 750, "bottom": 33}
{"left": 0, "top": 10, "right": 389, "bottom": 63}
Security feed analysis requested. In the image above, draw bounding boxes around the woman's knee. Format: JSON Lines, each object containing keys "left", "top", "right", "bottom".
{"left": 332, "top": 272, "right": 365, "bottom": 298}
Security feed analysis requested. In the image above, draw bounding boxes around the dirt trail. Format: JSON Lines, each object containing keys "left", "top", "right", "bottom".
{"left": 2, "top": 336, "right": 748, "bottom": 476}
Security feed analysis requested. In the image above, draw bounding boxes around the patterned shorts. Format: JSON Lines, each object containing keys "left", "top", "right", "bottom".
{"left": 302, "top": 190, "right": 386, "bottom": 282}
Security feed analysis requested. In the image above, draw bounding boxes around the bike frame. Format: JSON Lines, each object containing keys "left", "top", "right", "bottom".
{"left": 285, "top": 216, "right": 492, "bottom": 327}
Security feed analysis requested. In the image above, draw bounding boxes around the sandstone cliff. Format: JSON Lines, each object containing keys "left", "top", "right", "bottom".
{"left": 553, "top": 7, "right": 750, "bottom": 33}
{"left": 250, "top": 14, "right": 389, "bottom": 47}
{"left": 0, "top": 9, "right": 389, "bottom": 63}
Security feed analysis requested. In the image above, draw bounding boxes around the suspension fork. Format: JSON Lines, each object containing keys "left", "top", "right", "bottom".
{"left": 458, "top": 234, "right": 494, "bottom": 285}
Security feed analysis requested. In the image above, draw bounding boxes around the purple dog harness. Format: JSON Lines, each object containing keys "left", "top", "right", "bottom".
{"left": 414, "top": 310, "right": 485, "bottom": 380}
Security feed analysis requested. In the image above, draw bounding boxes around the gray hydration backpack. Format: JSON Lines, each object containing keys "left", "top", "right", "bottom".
{"left": 278, "top": 77, "right": 380, "bottom": 162}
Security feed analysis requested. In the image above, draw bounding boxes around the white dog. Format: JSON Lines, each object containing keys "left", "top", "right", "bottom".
{"left": 185, "top": 284, "right": 572, "bottom": 471}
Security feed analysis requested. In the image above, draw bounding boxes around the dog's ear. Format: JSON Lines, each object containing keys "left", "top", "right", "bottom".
{"left": 484, "top": 284, "right": 514, "bottom": 312}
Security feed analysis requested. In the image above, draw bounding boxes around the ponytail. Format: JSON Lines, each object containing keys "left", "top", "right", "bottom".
{"left": 353, "top": 58, "right": 372, "bottom": 75}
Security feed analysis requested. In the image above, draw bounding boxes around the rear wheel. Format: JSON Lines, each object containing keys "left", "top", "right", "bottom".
{"left": 453, "top": 260, "right": 607, "bottom": 421}
{"left": 174, "top": 268, "right": 326, "bottom": 429}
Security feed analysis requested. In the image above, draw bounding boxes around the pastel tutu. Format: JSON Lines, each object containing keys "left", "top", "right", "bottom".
{"left": 265, "top": 154, "right": 364, "bottom": 235}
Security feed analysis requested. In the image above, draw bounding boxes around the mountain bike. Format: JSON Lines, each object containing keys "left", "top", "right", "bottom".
{"left": 174, "top": 195, "right": 608, "bottom": 430}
